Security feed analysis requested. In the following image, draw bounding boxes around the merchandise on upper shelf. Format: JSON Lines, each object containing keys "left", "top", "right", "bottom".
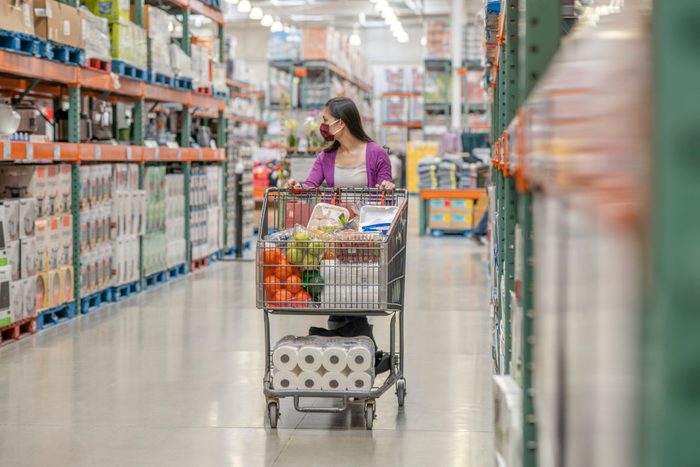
{"left": 141, "top": 5, "right": 174, "bottom": 78}
{"left": 83, "top": 9, "right": 111, "bottom": 63}
{"left": 425, "top": 20, "right": 451, "bottom": 60}
{"left": 144, "top": 166, "right": 167, "bottom": 276}
{"left": 190, "top": 165, "right": 222, "bottom": 261}
{"left": 165, "top": 174, "right": 186, "bottom": 269}
{"left": 35, "top": 0, "right": 85, "bottom": 49}
{"left": 111, "top": 164, "right": 144, "bottom": 287}
{"left": 110, "top": 20, "right": 148, "bottom": 70}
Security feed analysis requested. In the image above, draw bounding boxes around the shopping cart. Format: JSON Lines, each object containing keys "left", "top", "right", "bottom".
{"left": 256, "top": 187, "right": 408, "bottom": 429}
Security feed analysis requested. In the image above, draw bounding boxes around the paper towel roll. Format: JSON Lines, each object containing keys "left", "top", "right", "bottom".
{"left": 298, "top": 346, "right": 323, "bottom": 372}
{"left": 348, "top": 372, "right": 373, "bottom": 391}
{"left": 298, "top": 371, "right": 323, "bottom": 390}
{"left": 322, "top": 347, "right": 348, "bottom": 372}
{"left": 347, "top": 346, "right": 372, "bottom": 372}
{"left": 321, "top": 371, "right": 348, "bottom": 391}
{"left": 273, "top": 370, "right": 299, "bottom": 390}
{"left": 272, "top": 344, "right": 299, "bottom": 371}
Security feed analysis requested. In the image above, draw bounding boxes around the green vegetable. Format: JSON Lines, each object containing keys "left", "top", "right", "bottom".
{"left": 302, "top": 270, "right": 324, "bottom": 302}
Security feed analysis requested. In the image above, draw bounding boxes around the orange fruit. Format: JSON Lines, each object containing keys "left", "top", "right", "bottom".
{"left": 286, "top": 275, "right": 303, "bottom": 294}
{"left": 295, "top": 290, "right": 312, "bottom": 305}
{"left": 263, "top": 248, "right": 283, "bottom": 265}
{"left": 264, "top": 275, "right": 282, "bottom": 301}
{"left": 272, "top": 289, "right": 294, "bottom": 308}
{"left": 275, "top": 258, "right": 301, "bottom": 281}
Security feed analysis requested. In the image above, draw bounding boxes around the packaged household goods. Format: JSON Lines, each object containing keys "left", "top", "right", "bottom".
{"left": 34, "top": 0, "right": 84, "bottom": 49}
{"left": 0, "top": 0, "right": 35, "bottom": 36}
{"left": 82, "top": 9, "right": 111, "bottom": 62}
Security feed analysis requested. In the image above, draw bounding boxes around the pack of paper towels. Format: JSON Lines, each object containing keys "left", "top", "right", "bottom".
{"left": 318, "top": 260, "right": 385, "bottom": 309}
{"left": 272, "top": 336, "right": 375, "bottom": 392}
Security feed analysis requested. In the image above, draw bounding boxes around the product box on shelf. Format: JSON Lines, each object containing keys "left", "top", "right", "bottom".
{"left": 60, "top": 213, "right": 72, "bottom": 267}
{"left": 0, "top": 0, "right": 34, "bottom": 37}
{"left": 47, "top": 216, "right": 62, "bottom": 271}
{"left": 35, "top": 271, "right": 47, "bottom": 311}
{"left": 1, "top": 200, "right": 20, "bottom": 243}
{"left": 6, "top": 240, "right": 19, "bottom": 282}
{"left": 170, "top": 43, "right": 193, "bottom": 78}
{"left": 19, "top": 197, "right": 36, "bottom": 238}
{"left": 0, "top": 260, "right": 11, "bottom": 327}
{"left": 46, "top": 268, "right": 61, "bottom": 309}
{"left": 23, "top": 275, "right": 36, "bottom": 318}
{"left": 140, "top": 5, "right": 172, "bottom": 76}
{"left": 83, "top": 8, "right": 111, "bottom": 62}
{"left": 9, "top": 280, "right": 22, "bottom": 322}
{"left": 84, "top": 0, "right": 129, "bottom": 23}
{"left": 191, "top": 43, "right": 210, "bottom": 88}
{"left": 34, "top": 0, "right": 84, "bottom": 49}
{"left": 493, "top": 375, "right": 523, "bottom": 467}
{"left": 110, "top": 20, "right": 147, "bottom": 69}
{"left": 20, "top": 236, "right": 36, "bottom": 279}
{"left": 35, "top": 218, "right": 47, "bottom": 273}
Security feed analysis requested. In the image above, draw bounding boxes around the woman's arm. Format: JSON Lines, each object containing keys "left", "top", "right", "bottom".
{"left": 374, "top": 148, "right": 395, "bottom": 189}
{"left": 302, "top": 153, "right": 326, "bottom": 188}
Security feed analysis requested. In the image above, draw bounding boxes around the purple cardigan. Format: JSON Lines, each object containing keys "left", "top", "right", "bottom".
{"left": 302, "top": 142, "right": 393, "bottom": 188}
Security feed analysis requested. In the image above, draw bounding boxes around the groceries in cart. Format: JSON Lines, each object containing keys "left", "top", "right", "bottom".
{"left": 272, "top": 335, "right": 375, "bottom": 391}
{"left": 260, "top": 203, "right": 400, "bottom": 310}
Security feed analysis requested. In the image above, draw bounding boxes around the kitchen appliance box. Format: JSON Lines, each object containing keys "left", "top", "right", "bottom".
{"left": 33, "top": 0, "right": 84, "bottom": 49}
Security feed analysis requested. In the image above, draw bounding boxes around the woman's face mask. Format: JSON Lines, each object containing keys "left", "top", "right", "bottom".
{"left": 320, "top": 118, "right": 341, "bottom": 141}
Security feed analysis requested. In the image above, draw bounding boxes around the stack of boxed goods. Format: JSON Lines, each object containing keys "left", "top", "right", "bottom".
{"left": 224, "top": 145, "right": 255, "bottom": 252}
{"left": 383, "top": 97, "right": 407, "bottom": 123}
{"left": 164, "top": 174, "right": 186, "bottom": 269}
{"left": 34, "top": 0, "right": 84, "bottom": 57}
{"left": 0, "top": 0, "right": 34, "bottom": 39}
{"left": 384, "top": 68, "right": 405, "bottom": 93}
{"left": 425, "top": 20, "right": 450, "bottom": 60}
{"left": 205, "top": 166, "right": 222, "bottom": 257}
{"left": 79, "top": 165, "right": 113, "bottom": 299}
{"left": 82, "top": 9, "right": 111, "bottom": 65}
{"left": 85, "top": 0, "right": 147, "bottom": 70}
{"left": 111, "top": 164, "right": 145, "bottom": 286}
{"left": 142, "top": 5, "right": 172, "bottom": 78}
{"left": 267, "top": 31, "right": 301, "bottom": 61}
{"left": 406, "top": 141, "right": 439, "bottom": 192}
{"left": 484, "top": 1, "right": 501, "bottom": 64}
{"left": 462, "top": 22, "right": 481, "bottom": 63}
{"left": 411, "top": 68, "right": 424, "bottom": 92}
{"left": 144, "top": 166, "right": 167, "bottom": 276}
{"left": 302, "top": 26, "right": 339, "bottom": 62}
{"left": 0, "top": 165, "right": 73, "bottom": 315}
{"left": 189, "top": 166, "right": 208, "bottom": 261}
{"left": 170, "top": 43, "right": 192, "bottom": 79}
{"left": 212, "top": 61, "right": 227, "bottom": 96}
{"left": 271, "top": 336, "right": 375, "bottom": 392}
{"left": 428, "top": 198, "right": 474, "bottom": 232}
{"left": 191, "top": 43, "right": 210, "bottom": 90}
{"left": 0, "top": 194, "right": 37, "bottom": 327}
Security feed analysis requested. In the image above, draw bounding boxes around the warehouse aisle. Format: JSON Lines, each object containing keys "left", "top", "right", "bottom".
{"left": 0, "top": 217, "right": 493, "bottom": 466}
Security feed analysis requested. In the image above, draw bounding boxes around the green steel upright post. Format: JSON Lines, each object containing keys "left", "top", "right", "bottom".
{"left": 184, "top": 163, "right": 192, "bottom": 268}
{"left": 498, "top": 45, "right": 507, "bottom": 136}
{"left": 644, "top": 1, "right": 700, "bottom": 466}
{"left": 133, "top": 100, "right": 145, "bottom": 146}
{"left": 181, "top": 108, "right": 191, "bottom": 148}
{"left": 133, "top": 0, "right": 144, "bottom": 26}
{"left": 181, "top": 8, "right": 191, "bottom": 55}
{"left": 217, "top": 111, "right": 226, "bottom": 148}
{"left": 218, "top": 23, "right": 225, "bottom": 63}
{"left": 138, "top": 164, "right": 145, "bottom": 286}
{"left": 503, "top": 174, "right": 517, "bottom": 374}
{"left": 519, "top": 0, "right": 561, "bottom": 104}
{"left": 505, "top": 0, "right": 519, "bottom": 124}
{"left": 67, "top": 85, "right": 81, "bottom": 306}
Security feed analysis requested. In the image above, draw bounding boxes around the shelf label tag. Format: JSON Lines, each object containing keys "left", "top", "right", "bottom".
{"left": 26, "top": 144, "right": 33, "bottom": 161}
{"left": 126, "top": 147, "right": 132, "bottom": 161}
{"left": 2, "top": 143, "right": 9, "bottom": 161}
{"left": 198, "top": 148, "right": 203, "bottom": 161}
{"left": 53, "top": 145, "right": 61, "bottom": 161}
{"left": 154, "top": 147, "right": 160, "bottom": 160}
{"left": 177, "top": 149, "right": 182, "bottom": 161}
{"left": 95, "top": 146, "right": 101, "bottom": 160}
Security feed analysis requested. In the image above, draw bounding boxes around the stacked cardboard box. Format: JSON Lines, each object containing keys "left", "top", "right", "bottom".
{"left": 34, "top": 0, "right": 83, "bottom": 48}
{"left": 0, "top": 0, "right": 35, "bottom": 36}
{"left": 428, "top": 198, "right": 474, "bottom": 231}
{"left": 111, "top": 164, "right": 145, "bottom": 286}
{"left": 141, "top": 5, "right": 172, "bottom": 77}
{"left": 85, "top": 0, "right": 146, "bottom": 69}
{"left": 83, "top": 9, "right": 111, "bottom": 62}
{"left": 144, "top": 166, "right": 167, "bottom": 275}
{"left": 0, "top": 165, "right": 73, "bottom": 314}
{"left": 425, "top": 20, "right": 450, "bottom": 60}
{"left": 164, "top": 174, "right": 185, "bottom": 269}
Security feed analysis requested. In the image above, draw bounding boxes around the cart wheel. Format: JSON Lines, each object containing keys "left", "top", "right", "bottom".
{"left": 267, "top": 401, "right": 279, "bottom": 429}
{"left": 396, "top": 378, "right": 407, "bottom": 407}
{"left": 364, "top": 401, "right": 375, "bottom": 430}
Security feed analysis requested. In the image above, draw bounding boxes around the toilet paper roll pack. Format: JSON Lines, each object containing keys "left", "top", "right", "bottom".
{"left": 347, "top": 345, "right": 373, "bottom": 372}
{"left": 273, "top": 369, "right": 300, "bottom": 391}
{"left": 298, "top": 346, "right": 324, "bottom": 372}
{"left": 297, "top": 371, "right": 323, "bottom": 390}
{"left": 322, "top": 346, "right": 348, "bottom": 372}
{"left": 272, "top": 343, "right": 299, "bottom": 371}
{"left": 321, "top": 371, "right": 348, "bottom": 391}
{"left": 347, "top": 372, "right": 373, "bottom": 391}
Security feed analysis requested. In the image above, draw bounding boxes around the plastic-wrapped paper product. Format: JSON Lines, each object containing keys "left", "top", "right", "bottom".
{"left": 319, "top": 260, "right": 382, "bottom": 309}
{"left": 211, "top": 62, "right": 226, "bottom": 92}
{"left": 83, "top": 9, "right": 111, "bottom": 62}
{"left": 110, "top": 20, "right": 147, "bottom": 69}
{"left": 191, "top": 44, "right": 210, "bottom": 88}
{"left": 170, "top": 43, "right": 192, "bottom": 78}
{"left": 149, "top": 35, "right": 172, "bottom": 77}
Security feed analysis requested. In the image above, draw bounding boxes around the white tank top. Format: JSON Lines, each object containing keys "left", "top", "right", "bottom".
{"left": 334, "top": 164, "right": 367, "bottom": 188}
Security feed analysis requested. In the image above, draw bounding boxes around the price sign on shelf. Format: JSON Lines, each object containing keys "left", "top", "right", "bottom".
{"left": 154, "top": 147, "right": 160, "bottom": 161}
{"left": 126, "top": 147, "right": 133, "bottom": 161}
{"left": 53, "top": 145, "right": 61, "bottom": 161}
{"left": 2, "top": 143, "right": 10, "bottom": 161}
{"left": 95, "top": 146, "right": 101, "bottom": 160}
{"left": 177, "top": 149, "right": 182, "bottom": 161}
{"left": 26, "top": 144, "right": 33, "bottom": 161}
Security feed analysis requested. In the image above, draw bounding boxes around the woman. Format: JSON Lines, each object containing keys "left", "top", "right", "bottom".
{"left": 287, "top": 97, "right": 393, "bottom": 373}
{"left": 286, "top": 97, "right": 396, "bottom": 190}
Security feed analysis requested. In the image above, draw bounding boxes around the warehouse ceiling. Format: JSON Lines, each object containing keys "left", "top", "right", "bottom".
{"left": 223, "top": 0, "right": 485, "bottom": 28}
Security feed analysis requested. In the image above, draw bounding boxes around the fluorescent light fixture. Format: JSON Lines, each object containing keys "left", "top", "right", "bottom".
{"left": 375, "top": 0, "right": 387, "bottom": 11}
{"left": 359, "top": 12, "right": 366, "bottom": 24}
{"left": 420, "top": 35, "right": 426, "bottom": 46}
{"left": 237, "top": 0, "right": 251, "bottom": 12}
{"left": 261, "top": 14, "right": 273, "bottom": 26}
{"left": 225, "top": 0, "right": 238, "bottom": 4}
{"left": 271, "top": 20, "right": 283, "bottom": 32}
{"left": 250, "top": 6, "right": 263, "bottom": 19}
{"left": 349, "top": 33, "right": 361, "bottom": 46}
{"left": 398, "top": 34, "right": 408, "bottom": 43}
{"left": 283, "top": 25, "right": 291, "bottom": 32}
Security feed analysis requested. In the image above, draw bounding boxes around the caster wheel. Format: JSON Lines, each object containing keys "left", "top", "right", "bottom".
{"left": 267, "top": 401, "right": 279, "bottom": 429}
{"left": 364, "top": 402, "right": 375, "bottom": 430}
{"left": 396, "top": 378, "right": 407, "bottom": 407}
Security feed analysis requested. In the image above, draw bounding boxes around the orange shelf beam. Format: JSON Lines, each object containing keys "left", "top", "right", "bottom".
{"left": 382, "top": 92, "right": 421, "bottom": 98}
{"left": 230, "top": 115, "right": 268, "bottom": 127}
{"left": 1, "top": 142, "right": 79, "bottom": 162}
{"left": 325, "top": 62, "right": 372, "bottom": 93}
{"left": 227, "top": 78, "right": 256, "bottom": 91}
{"left": 383, "top": 122, "right": 423, "bottom": 128}
{"left": 78, "top": 144, "right": 144, "bottom": 162}
{"left": 0, "top": 51, "right": 78, "bottom": 85}
{"left": 190, "top": 92, "right": 227, "bottom": 111}
{"left": 79, "top": 69, "right": 144, "bottom": 97}
{"left": 143, "top": 83, "right": 189, "bottom": 105}
{"left": 143, "top": 147, "right": 187, "bottom": 162}
{"left": 420, "top": 189, "right": 487, "bottom": 200}
{"left": 189, "top": 0, "right": 224, "bottom": 24}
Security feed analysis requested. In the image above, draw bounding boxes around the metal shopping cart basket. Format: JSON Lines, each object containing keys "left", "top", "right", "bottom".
{"left": 256, "top": 187, "right": 408, "bottom": 429}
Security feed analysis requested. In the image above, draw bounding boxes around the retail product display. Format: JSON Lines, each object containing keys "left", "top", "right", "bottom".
{"left": 144, "top": 166, "right": 167, "bottom": 276}
{"left": 143, "top": 5, "right": 173, "bottom": 77}
{"left": 79, "top": 165, "right": 113, "bottom": 298}
{"left": 170, "top": 43, "right": 193, "bottom": 78}
{"left": 191, "top": 43, "right": 210, "bottom": 89}
{"left": 425, "top": 20, "right": 450, "bottom": 60}
{"left": 0, "top": 164, "right": 70, "bottom": 315}
{"left": 110, "top": 20, "right": 147, "bottom": 69}
{"left": 111, "top": 164, "right": 145, "bottom": 286}
{"left": 84, "top": 0, "right": 130, "bottom": 23}
{"left": 83, "top": 9, "right": 111, "bottom": 63}
{"left": 189, "top": 165, "right": 223, "bottom": 261}
{"left": 271, "top": 336, "right": 375, "bottom": 391}
{"left": 224, "top": 145, "right": 255, "bottom": 253}
{"left": 34, "top": 0, "right": 84, "bottom": 49}
{"left": 165, "top": 174, "right": 186, "bottom": 269}
{"left": 0, "top": 0, "right": 35, "bottom": 36}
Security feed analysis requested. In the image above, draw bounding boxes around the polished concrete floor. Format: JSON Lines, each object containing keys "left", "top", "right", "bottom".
{"left": 0, "top": 214, "right": 493, "bottom": 466}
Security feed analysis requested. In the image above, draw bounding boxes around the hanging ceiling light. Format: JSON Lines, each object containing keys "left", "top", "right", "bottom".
{"left": 249, "top": 6, "right": 263, "bottom": 20}
{"left": 237, "top": 0, "right": 251, "bottom": 13}
{"left": 271, "top": 20, "right": 283, "bottom": 32}
{"left": 261, "top": 14, "right": 273, "bottom": 27}
{"left": 225, "top": 0, "right": 238, "bottom": 4}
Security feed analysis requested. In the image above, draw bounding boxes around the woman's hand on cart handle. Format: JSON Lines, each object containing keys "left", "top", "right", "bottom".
{"left": 376, "top": 180, "right": 396, "bottom": 190}
{"left": 285, "top": 178, "right": 302, "bottom": 189}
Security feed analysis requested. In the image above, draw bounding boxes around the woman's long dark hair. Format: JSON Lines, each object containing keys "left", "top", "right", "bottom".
{"left": 324, "top": 97, "right": 373, "bottom": 152}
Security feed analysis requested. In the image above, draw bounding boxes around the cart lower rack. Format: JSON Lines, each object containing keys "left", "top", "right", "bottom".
{"left": 256, "top": 188, "right": 409, "bottom": 429}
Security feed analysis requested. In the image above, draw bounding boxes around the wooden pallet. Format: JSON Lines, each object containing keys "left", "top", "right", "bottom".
{"left": 167, "top": 263, "right": 187, "bottom": 280}
{"left": 111, "top": 281, "right": 141, "bottom": 302}
{"left": 36, "top": 302, "right": 76, "bottom": 331}
{"left": 0, "top": 317, "right": 37, "bottom": 347}
{"left": 80, "top": 288, "right": 113, "bottom": 314}
{"left": 174, "top": 76, "right": 193, "bottom": 91}
{"left": 84, "top": 57, "right": 111, "bottom": 73}
{"left": 190, "top": 256, "right": 209, "bottom": 272}
{"left": 144, "top": 270, "right": 168, "bottom": 290}
{"left": 0, "top": 30, "right": 41, "bottom": 56}
{"left": 112, "top": 60, "right": 148, "bottom": 81}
